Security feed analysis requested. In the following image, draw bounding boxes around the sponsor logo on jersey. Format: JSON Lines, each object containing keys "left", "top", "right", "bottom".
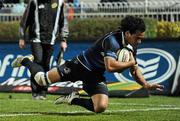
{"left": 51, "top": 3, "right": 58, "bottom": 9}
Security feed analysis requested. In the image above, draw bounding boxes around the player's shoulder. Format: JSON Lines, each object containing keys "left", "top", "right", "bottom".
{"left": 105, "top": 30, "right": 122, "bottom": 39}
{"left": 104, "top": 30, "right": 122, "bottom": 43}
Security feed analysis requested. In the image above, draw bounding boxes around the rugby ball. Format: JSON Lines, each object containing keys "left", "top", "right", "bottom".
{"left": 117, "top": 48, "right": 130, "bottom": 62}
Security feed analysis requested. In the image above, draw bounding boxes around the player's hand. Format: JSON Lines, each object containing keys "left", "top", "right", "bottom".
{"left": 19, "top": 39, "right": 26, "bottom": 49}
{"left": 129, "top": 52, "right": 136, "bottom": 66}
{"left": 60, "top": 41, "right": 67, "bottom": 52}
{"left": 144, "top": 83, "right": 164, "bottom": 91}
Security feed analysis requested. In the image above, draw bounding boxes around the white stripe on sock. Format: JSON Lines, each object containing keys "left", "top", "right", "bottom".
{"left": 46, "top": 72, "right": 52, "bottom": 84}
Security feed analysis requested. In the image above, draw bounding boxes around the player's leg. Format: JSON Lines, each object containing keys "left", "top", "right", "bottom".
{"left": 71, "top": 82, "right": 109, "bottom": 113}
{"left": 37, "top": 44, "right": 54, "bottom": 98}
{"left": 12, "top": 55, "right": 78, "bottom": 87}
{"left": 55, "top": 81, "right": 109, "bottom": 113}
{"left": 71, "top": 93, "right": 108, "bottom": 113}
{"left": 53, "top": 59, "right": 109, "bottom": 113}
{"left": 42, "top": 44, "right": 54, "bottom": 72}
{"left": 90, "top": 93, "right": 108, "bottom": 113}
{"left": 12, "top": 55, "right": 62, "bottom": 86}
{"left": 30, "top": 42, "right": 46, "bottom": 99}
{"left": 23, "top": 60, "right": 61, "bottom": 86}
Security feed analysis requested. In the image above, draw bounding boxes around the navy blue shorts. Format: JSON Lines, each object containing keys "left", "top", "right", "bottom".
{"left": 57, "top": 58, "right": 108, "bottom": 96}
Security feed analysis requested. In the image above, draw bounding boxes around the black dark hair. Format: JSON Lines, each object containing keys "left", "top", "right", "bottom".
{"left": 120, "top": 16, "right": 146, "bottom": 34}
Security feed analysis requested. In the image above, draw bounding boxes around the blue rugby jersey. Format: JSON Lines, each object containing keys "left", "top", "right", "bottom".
{"left": 77, "top": 30, "right": 137, "bottom": 73}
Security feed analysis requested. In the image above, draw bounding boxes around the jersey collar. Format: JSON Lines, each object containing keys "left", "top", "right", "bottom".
{"left": 121, "top": 32, "right": 134, "bottom": 52}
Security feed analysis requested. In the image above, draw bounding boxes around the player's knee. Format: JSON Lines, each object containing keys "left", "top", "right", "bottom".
{"left": 94, "top": 102, "right": 108, "bottom": 113}
{"left": 34, "top": 72, "right": 50, "bottom": 86}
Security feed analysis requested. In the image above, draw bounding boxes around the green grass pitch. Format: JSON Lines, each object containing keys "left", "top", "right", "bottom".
{"left": 0, "top": 92, "right": 180, "bottom": 121}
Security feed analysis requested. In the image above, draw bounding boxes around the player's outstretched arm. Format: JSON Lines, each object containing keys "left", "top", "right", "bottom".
{"left": 130, "top": 65, "right": 164, "bottom": 91}
{"left": 144, "top": 83, "right": 164, "bottom": 92}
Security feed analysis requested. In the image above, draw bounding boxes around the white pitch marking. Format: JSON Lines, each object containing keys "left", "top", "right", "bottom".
{"left": 0, "top": 113, "right": 41, "bottom": 117}
{"left": 109, "top": 103, "right": 180, "bottom": 107}
{"left": 0, "top": 107, "right": 180, "bottom": 117}
{"left": 106, "top": 107, "right": 180, "bottom": 113}
{"left": 5, "top": 99, "right": 180, "bottom": 108}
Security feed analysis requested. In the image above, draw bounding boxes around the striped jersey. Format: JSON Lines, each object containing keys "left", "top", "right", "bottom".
{"left": 19, "top": 0, "right": 69, "bottom": 45}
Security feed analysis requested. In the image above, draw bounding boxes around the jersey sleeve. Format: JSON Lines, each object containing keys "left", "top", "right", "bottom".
{"left": 59, "top": 3, "right": 69, "bottom": 42}
{"left": 133, "top": 48, "right": 138, "bottom": 64}
{"left": 103, "top": 36, "right": 121, "bottom": 60}
{"left": 19, "top": 0, "right": 35, "bottom": 40}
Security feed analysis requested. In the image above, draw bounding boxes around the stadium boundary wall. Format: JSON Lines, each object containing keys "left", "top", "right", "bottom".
{"left": 0, "top": 40, "right": 180, "bottom": 96}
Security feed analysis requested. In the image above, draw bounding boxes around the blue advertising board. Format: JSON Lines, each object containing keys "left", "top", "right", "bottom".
{"left": 0, "top": 41, "right": 180, "bottom": 95}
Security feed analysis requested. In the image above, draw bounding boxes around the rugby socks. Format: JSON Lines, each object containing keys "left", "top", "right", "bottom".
{"left": 45, "top": 72, "right": 52, "bottom": 84}
{"left": 21, "top": 58, "right": 44, "bottom": 76}
{"left": 71, "top": 98, "right": 95, "bottom": 112}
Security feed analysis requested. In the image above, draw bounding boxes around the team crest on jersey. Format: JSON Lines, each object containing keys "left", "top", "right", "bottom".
{"left": 51, "top": 2, "right": 58, "bottom": 9}
{"left": 114, "top": 48, "right": 176, "bottom": 84}
{"left": 64, "top": 67, "right": 71, "bottom": 74}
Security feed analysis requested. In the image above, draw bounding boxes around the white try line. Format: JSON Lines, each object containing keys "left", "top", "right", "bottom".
{"left": 1, "top": 107, "right": 180, "bottom": 117}
{"left": 106, "top": 107, "right": 180, "bottom": 113}
{"left": 0, "top": 113, "right": 41, "bottom": 117}
{"left": 109, "top": 103, "right": 180, "bottom": 107}
{"left": 4, "top": 99, "right": 180, "bottom": 108}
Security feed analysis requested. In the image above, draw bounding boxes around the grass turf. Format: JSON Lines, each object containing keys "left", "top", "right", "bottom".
{"left": 0, "top": 92, "right": 180, "bottom": 121}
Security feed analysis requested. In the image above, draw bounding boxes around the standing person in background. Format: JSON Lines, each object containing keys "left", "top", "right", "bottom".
{"left": 0, "top": 0, "right": 4, "bottom": 9}
{"left": 19, "top": 0, "right": 69, "bottom": 100}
